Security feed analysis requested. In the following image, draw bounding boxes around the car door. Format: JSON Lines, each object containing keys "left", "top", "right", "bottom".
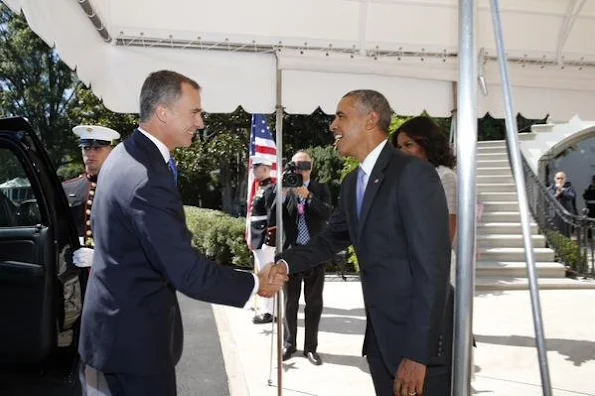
{"left": 0, "top": 117, "right": 81, "bottom": 364}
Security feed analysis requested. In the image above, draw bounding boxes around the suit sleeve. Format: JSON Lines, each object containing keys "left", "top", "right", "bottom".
{"left": 398, "top": 160, "right": 451, "bottom": 365}
{"left": 129, "top": 179, "right": 255, "bottom": 307}
{"left": 277, "top": 181, "right": 351, "bottom": 274}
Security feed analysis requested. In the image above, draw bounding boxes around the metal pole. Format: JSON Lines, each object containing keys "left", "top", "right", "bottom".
{"left": 489, "top": 1, "right": 553, "bottom": 394}
{"left": 453, "top": 0, "right": 477, "bottom": 394}
{"left": 274, "top": 56, "right": 284, "bottom": 396}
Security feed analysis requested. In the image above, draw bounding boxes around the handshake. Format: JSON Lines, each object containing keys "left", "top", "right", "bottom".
{"left": 256, "top": 262, "right": 289, "bottom": 298}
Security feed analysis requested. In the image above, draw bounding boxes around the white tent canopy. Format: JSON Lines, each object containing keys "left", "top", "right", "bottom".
{"left": 5, "top": 0, "right": 595, "bottom": 118}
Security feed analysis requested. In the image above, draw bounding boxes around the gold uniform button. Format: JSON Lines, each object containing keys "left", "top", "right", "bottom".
{"left": 91, "top": 183, "right": 97, "bottom": 188}
{"left": 86, "top": 220, "right": 91, "bottom": 226}
{"left": 87, "top": 200, "right": 93, "bottom": 206}
{"left": 86, "top": 209, "right": 91, "bottom": 215}
{"left": 86, "top": 230, "right": 93, "bottom": 236}
{"left": 89, "top": 190, "right": 95, "bottom": 196}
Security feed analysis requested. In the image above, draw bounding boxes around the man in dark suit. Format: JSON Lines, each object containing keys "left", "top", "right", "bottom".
{"left": 278, "top": 150, "right": 333, "bottom": 365}
{"left": 270, "top": 90, "right": 452, "bottom": 396}
{"left": 78, "top": 70, "right": 285, "bottom": 396}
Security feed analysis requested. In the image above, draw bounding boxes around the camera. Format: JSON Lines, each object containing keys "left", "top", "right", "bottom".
{"left": 282, "top": 161, "right": 311, "bottom": 188}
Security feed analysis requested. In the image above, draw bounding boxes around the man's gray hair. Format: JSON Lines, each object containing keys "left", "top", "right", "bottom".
{"left": 139, "top": 70, "right": 201, "bottom": 122}
{"left": 343, "top": 89, "right": 392, "bottom": 133}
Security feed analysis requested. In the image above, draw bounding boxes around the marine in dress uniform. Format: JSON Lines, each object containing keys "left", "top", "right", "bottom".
{"left": 63, "top": 125, "right": 120, "bottom": 260}
{"left": 249, "top": 156, "right": 277, "bottom": 324}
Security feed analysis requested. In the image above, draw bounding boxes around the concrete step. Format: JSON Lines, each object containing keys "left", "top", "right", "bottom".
{"left": 477, "top": 140, "right": 506, "bottom": 148}
{"left": 477, "top": 174, "right": 513, "bottom": 183}
{"left": 477, "top": 146, "right": 507, "bottom": 154}
{"left": 475, "top": 276, "right": 595, "bottom": 291}
{"left": 477, "top": 159, "right": 510, "bottom": 167}
{"left": 477, "top": 183, "right": 517, "bottom": 193}
{"left": 477, "top": 234, "right": 546, "bottom": 248}
{"left": 477, "top": 167, "right": 512, "bottom": 176}
{"left": 518, "top": 132, "right": 537, "bottom": 141}
{"left": 478, "top": 191, "right": 518, "bottom": 202}
{"left": 477, "top": 152, "right": 507, "bottom": 160}
{"left": 478, "top": 247, "right": 555, "bottom": 262}
{"left": 480, "top": 211, "right": 521, "bottom": 222}
{"left": 481, "top": 201, "right": 520, "bottom": 212}
{"left": 476, "top": 261, "right": 566, "bottom": 278}
{"left": 477, "top": 222, "right": 538, "bottom": 234}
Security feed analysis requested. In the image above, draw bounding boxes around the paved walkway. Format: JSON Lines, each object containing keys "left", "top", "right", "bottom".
{"left": 208, "top": 278, "right": 595, "bottom": 396}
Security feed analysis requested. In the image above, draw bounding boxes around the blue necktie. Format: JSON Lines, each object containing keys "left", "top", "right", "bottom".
{"left": 356, "top": 167, "right": 367, "bottom": 218}
{"left": 168, "top": 157, "right": 178, "bottom": 185}
{"left": 296, "top": 196, "right": 310, "bottom": 245}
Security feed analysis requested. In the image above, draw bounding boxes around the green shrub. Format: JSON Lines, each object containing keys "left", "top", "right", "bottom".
{"left": 544, "top": 230, "right": 587, "bottom": 273}
{"left": 184, "top": 206, "right": 251, "bottom": 269}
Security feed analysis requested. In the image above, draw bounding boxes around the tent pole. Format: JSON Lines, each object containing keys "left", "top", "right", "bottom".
{"left": 274, "top": 54, "right": 284, "bottom": 396}
{"left": 489, "top": 1, "right": 553, "bottom": 394}
{"left": 453, "top": 0, "right": 477, "bottom": 394}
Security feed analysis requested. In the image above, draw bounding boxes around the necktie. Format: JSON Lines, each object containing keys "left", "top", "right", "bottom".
{"left": 296, "top": 196, "right": 310, "bottom": 245}
{"left": 167, "top": 157, "right": 178, "bottom": 185}
{"left": 356, "top": 167, "right": 367, "bottom": 218}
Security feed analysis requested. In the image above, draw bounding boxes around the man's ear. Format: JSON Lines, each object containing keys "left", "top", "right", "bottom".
{"left": 365, "top": 111, "right": 380, "bottom": 131}
{"left": 155, "top": 104, "right": 168, "bottom": 123}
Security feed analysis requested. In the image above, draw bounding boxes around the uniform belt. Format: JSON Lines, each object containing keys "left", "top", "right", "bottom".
{"left": 250, "top": 215, "right": 268, "bottom": 222}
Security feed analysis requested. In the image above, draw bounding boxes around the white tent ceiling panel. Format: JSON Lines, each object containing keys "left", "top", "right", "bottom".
{"left": 5, "top": 0, "right": 595, "bottom": 117}
{"left": 283, "top": 69, "right": 454, "bottom": 116}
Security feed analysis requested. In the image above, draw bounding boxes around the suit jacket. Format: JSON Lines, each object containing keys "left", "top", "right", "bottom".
{"left": 277, "top": 143, "right": 451, "bottom": 375}
{"left": 79, "top": 130, "right": 255, "bottom": 375}
{"left": 278, "top": 179, "right": 333, "bottom": 250}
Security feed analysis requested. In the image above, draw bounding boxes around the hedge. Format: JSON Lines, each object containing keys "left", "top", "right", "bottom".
{"left": 184, "top": 206, "right": 252, "bottom": 269}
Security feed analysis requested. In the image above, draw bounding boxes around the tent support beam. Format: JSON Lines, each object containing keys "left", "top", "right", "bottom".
{"left": 76, "top": 0, "right": 111, "bottom": 42}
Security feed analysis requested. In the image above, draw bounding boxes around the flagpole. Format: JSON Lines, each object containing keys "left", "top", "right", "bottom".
{"left": 274, "top": 55, "right": 284, "bottom": 396}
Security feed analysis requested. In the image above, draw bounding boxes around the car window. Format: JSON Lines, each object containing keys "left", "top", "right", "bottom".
{"left": 0, "top": 147, "right": 42, "bottom": 227}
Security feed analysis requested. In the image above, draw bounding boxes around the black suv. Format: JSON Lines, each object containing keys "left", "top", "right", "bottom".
{"left": 0, "top": 117, "right": 82, "bottom": 371}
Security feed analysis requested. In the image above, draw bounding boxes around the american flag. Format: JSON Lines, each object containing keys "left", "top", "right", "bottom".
{"left": 245, "top": 114, "right": 277, "bottom": 249}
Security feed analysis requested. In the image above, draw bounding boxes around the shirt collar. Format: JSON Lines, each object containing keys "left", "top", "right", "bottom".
{"left": 359, "top": 140, "right": 388, "bottom": 175}
{"left": 138, "top": 127, "right": 171, "bottom": 163}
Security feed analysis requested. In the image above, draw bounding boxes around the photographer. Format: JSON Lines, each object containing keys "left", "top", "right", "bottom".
{"left": 276, "top": 150, "right": 333, "bottom": 365}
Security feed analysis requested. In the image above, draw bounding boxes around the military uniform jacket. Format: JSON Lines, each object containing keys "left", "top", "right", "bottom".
{"left": 249, "top": 178, "right": 275, "bottom": 250}
{"left": 62, "top": 174, "right": 97, "bottom": 246}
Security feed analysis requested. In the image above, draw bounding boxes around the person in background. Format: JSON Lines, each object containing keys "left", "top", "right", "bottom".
{"left": 548, "top": 171, "right": 577, "bottom": 237}
{"left": 248, "top": 156, "right": 277, "bottom": 324}
{"left": 582, "top": 174, "right": 595, "bottom": 238}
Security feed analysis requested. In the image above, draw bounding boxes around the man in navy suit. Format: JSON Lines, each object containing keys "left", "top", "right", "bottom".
{"left": 78, "top": 70, "right": 286, "bottom": 396}
{"left": 269, "top": 90, "right": 452, "bottom": 396}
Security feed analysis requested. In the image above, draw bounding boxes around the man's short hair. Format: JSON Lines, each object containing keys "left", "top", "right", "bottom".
{"left": 343, "top": 89, "right": 392, "bottom": 134}
{"left": 139, "top": 70, "right": 201, "bottom": 122}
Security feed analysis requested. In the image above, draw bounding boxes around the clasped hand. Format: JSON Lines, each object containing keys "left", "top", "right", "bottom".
{"left": 256, "top": 263, "right": 288, "bottom": 297}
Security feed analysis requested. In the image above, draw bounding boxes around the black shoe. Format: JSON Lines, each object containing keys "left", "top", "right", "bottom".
{"left": 252, "top": 313, "right": 274, "bottom": 324}
{"left": 282, "top": 347, "right": 296, "bottom": 361}
{"left": 304, "top": 351, "right": 322, "bottom": 366}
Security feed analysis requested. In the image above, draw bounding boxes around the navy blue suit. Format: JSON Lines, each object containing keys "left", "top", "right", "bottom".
{"left": 79, "top": 130, "right": 254, "bottom": 393}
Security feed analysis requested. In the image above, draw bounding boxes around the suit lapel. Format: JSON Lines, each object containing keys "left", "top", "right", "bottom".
{"left": 357, "top": 144, "right": 392, "bottom": 237}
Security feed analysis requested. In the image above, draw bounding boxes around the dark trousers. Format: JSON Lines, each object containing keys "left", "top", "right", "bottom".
{"left": 284, "top": 264, "right": 325, "bottom": 352}
{"left": 80, "top": 362, "right": 177, "bottom": 396}
{"left": 364, "top": 315, "right": 452, "bottom": 396}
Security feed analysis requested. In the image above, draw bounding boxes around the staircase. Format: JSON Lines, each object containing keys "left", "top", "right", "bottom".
{"left": 475, "top": 140, "right": 594, "bottom": 291}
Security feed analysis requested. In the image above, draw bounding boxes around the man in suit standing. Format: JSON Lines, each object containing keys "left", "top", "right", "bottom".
{"left": 78, "top": 70, "right": 285, "bottom": 396}
{"left": 279, "top": 150, "right": 333, "bottom": 365}
{"left": 270, "top": 90, "right": 452, "bottom": 396}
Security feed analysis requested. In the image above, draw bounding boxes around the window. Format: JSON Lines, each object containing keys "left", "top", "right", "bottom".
{"left": 0, "top": 147, "right": 41, "bottom": 227}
